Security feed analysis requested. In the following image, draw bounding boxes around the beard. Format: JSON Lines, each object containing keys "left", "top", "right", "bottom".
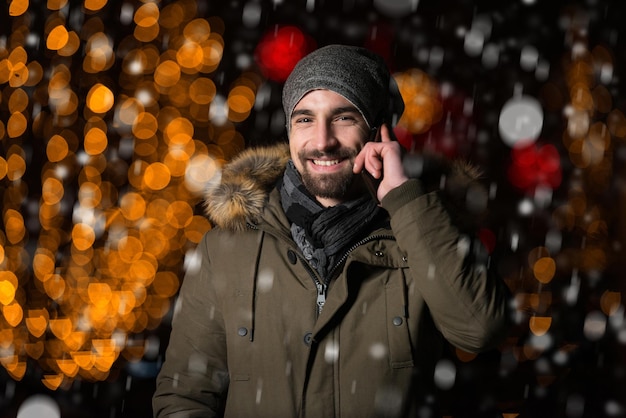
{"left": 297, "top": 148, "right": 359, "bottom": 200}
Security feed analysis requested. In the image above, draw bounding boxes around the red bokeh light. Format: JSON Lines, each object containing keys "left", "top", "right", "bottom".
{"left": 507, "top": 143, "right": 562, "bottom": 192}
{"left": 393, "top": 125, "right": 413, "bottom": 150}
{"left": 255, "top": 26, "right": 315, "bottom": 82}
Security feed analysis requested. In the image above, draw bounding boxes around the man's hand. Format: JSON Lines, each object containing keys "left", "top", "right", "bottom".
{"left": 353, "top": 124, "right": 409, "bottom": 203}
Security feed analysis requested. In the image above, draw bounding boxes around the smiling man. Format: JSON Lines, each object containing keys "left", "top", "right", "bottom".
{"left": 289, "top": 90, "right": 369, "bottom": 205}
{"left": 153, "top": 44, "right": 511, "bottom": 418}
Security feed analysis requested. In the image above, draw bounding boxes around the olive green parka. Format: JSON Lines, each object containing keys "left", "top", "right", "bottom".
{"left": 153, "top": 143, "right": 511, "bottom": 417}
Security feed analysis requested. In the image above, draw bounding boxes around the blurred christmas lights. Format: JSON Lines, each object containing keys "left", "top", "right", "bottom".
{"left": 0, "top": 0, "right": 259, "bottom": 388}
{"left": 0, "top": 2, "right": 624, "bottom": 417}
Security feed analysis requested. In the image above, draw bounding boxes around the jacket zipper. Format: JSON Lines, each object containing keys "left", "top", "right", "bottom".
{"left": 248, "top": 223, "right": 396, "bottom": 316}
{"left": 315, "top": 282, "right": 327, "bottom": 314}
{"left": 315, "top": 234, "right": 396, "bottom": 315}
{"left": 249, "top": 222, "right": 326, "bottom": 315}
{"left": 291, "top": 251, "right": 327, "bottom": 316}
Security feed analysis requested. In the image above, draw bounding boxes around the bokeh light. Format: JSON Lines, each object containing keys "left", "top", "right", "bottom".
{"left": 255, "top": 26, "right": 315, "bottom": 82}
{"left": 507, "top": 142, "right": 562, "bottom": 192}
{"left": 0, "top": 0, "right": 244, "bottom": 392}
{"left": 1, "top": 0, "right": 625, "bottom": 417}
{"left": 499, "top": 95, "right": 544, "bottom": 147}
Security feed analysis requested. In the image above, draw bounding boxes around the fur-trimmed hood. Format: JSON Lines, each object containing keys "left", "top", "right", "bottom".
{"left": 204, "top": 143, "right": 291, "bottom": 232}
{"left": 204, "top": 143, "right": 487, "bottom": 232}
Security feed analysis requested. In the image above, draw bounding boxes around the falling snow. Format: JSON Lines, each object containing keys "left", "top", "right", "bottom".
{"left": 0, "top": 0, "right": 625, "bottom": 417}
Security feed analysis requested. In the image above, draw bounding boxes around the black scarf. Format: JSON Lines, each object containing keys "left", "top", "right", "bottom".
{"left": 279, "top": 161, "right": 381, "bottom": 280}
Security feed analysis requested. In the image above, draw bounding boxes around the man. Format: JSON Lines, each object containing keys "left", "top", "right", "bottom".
{"left": 153, "top": 44, "right": 511, "bottom": 417}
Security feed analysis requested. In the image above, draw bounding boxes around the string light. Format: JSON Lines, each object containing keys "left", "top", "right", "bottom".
{"left": 0, "top": 0, "right": 261, "bottom": 388}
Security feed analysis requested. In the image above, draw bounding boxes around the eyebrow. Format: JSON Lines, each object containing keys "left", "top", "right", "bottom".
{"left": 290, "top": 106, "right": 361, "bottom": 120}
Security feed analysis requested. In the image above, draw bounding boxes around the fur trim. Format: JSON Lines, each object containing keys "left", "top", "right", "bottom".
{"left": 204, "top": 143, "right": 290, "bottom": 232}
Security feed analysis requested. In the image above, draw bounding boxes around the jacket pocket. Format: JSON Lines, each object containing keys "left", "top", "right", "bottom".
{"left": 386, "top": 269, "right": 415, "bottom": 368}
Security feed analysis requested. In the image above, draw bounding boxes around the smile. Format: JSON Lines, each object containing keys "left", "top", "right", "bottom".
{"left": 313, "top": 159, "right": 341, "bottom": 166}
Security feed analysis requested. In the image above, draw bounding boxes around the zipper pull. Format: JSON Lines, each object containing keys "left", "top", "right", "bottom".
{"left": 316, "top": 282, "right": 327, "bottom": 314}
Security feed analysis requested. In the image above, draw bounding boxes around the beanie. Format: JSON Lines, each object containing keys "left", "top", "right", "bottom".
{"left": 282, "top": 44, "right": 405, "bottom": 132}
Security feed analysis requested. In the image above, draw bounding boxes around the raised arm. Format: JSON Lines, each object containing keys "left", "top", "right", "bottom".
{"left": 354, "top": 125, "right": 511, "bottom": 351}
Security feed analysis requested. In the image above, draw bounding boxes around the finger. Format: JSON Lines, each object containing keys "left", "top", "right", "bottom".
{"left": 354, "top": 144, "right": 379, "bottom": 177}
{"left": 364, "top": 150, "right": 383, "bottom": 178}
{"left": 353, "top": 157, "right": 363, "bottom": 173}
{"left": 380, "top": 124, "right": 392, "bottom": 143}
{"left": 353, "top": 147, "right": 367, "bottom": 173}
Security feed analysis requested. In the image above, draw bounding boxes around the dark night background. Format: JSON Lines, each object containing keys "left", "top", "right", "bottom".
{"left": 1, "top": 0, "right": 625, "bottom": 417}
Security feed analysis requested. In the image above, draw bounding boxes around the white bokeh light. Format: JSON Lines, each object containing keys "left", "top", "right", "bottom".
{"left": 324, "top": 341, "right": 339, "bottom": 363}
{"left": 17, "top": 395, "right": 60, "bottom": 418}
{"left": 434, "top": 359, "right": 456, "bottom": 390}
{"left": 499, "top": 95, "right": 544, "bottom": 147}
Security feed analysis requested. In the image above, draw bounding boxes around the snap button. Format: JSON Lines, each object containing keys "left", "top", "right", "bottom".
{"left": 402, "top": 256, "right": 408, "bottom": 262}
{"left": 392, "top": 317, "right": 403, "bottom": 326}
{"left": 287, "top": 249, "right": 297, "bottom": 264}
{"left": 303, "top": 332, "right": 313, "bottom": 346}
{"left": 237, "top": 327, "right": 248, "bottom": 337}
{"left": 374, "top": 251, "right": 384, "bottom": 257}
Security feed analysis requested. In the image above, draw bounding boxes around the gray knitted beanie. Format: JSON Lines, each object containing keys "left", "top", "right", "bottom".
{"left": 282, "top": 44, "right": 405, "bottom": 132}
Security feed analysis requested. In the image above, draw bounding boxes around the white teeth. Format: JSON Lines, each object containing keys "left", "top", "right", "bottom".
{"left": 313, "top": 159, "right": 340, "bottom": 166}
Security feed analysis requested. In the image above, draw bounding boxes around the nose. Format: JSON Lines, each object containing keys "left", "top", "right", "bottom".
{"left": 312, "top": 121, "right": 338, "bottom": 151}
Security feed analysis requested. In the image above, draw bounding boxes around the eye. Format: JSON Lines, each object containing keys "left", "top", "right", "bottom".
{"left": 334, "top": 115, "right": 357, "bottom": 126}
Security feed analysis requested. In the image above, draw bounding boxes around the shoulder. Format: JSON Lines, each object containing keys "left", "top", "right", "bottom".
{"left": 203, "top": 224, "right": 263, "bottom": 253}
{"left": 403, "top": 152, "right": 488, "bottom": 231}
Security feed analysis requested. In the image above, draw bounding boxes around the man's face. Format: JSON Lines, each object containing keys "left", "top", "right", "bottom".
{"left": 288, "top": 89, "right": 370, "bottom": 207}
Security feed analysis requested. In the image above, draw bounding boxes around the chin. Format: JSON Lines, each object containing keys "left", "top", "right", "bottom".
{"left": 302, "top": 172, "right": 355, "bottom": 201}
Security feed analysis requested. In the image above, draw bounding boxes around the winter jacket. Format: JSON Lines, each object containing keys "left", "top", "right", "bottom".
{"left": 153, "top": 143, "right": 511, "bottom": 418}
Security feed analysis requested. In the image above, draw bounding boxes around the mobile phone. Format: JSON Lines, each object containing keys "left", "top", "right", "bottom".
{"left": 361, "top": 126, "right": 382, "bottom": 203}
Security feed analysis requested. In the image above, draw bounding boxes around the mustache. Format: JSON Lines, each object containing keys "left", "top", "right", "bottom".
{"left": 298, "top": 149, "right": 357, "bottom": 160}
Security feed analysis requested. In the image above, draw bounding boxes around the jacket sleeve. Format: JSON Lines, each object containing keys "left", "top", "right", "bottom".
{"left": 382, "top": 179, "right": 511, "bottom": 353}
{"left": 153, "top": 233, "right": 229, "bottom": 417}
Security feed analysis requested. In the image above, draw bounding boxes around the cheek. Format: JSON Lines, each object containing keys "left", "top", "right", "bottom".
{"left": 345, "top": 136, "right": 367, "bottom": 153}
{"left": 344, "top": 128, "right": 369, "bottom": 148}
